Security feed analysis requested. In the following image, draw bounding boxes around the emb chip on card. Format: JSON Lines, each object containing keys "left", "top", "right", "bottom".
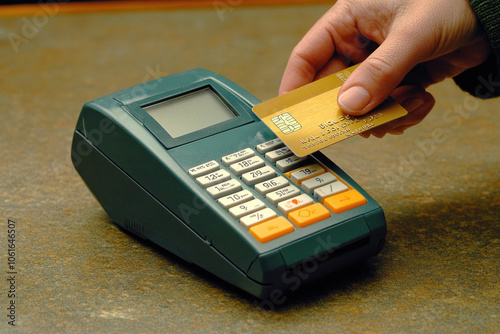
{"left": 252, "top": 65, "right": 408, "bottom": 157}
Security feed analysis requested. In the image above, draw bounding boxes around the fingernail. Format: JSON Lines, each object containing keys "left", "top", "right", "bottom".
{"left": 402, "top": 98, "right": 424, "bottom": 112}
{"left": 388, "top": 129, "right": 405, "bottom": 135}
{"left": 338, "top": 86, "right": 371, "bottom": 114}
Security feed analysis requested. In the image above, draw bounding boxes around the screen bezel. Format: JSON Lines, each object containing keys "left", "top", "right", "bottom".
{"left": 124, "top": 79, "right": 255, "bottom": 148}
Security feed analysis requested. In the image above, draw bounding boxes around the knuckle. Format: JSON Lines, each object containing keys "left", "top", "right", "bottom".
{"left": 365, "top": 56, "right": 397, "bottom": 80}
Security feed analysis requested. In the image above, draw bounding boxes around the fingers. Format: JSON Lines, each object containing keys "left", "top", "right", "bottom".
{"left": 279, "top": 6, "right": 353, "bottom": 95}
{"left": 389, "top": 88, "right": 435, "bottom": 133}
{"left": 279, "top": 32, "right": 334, "bottom": 95}
{"left": 359, "top": 85, "right": 435, "bottom": 138}
{"left": 337, "top": 24, "right": 430, "bottom": 116}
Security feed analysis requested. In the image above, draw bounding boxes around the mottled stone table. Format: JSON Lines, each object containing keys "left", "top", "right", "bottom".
{"left": 1, "top": 3, "right": 498, "bottom": 333}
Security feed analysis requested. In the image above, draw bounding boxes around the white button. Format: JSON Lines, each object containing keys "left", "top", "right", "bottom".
{"left": 218, "top": 190, "right": 253, "bottom": 210}
{"left": 241, "top": 166, "right": 276, "bottom": 185}
{"left": 254, "top": 176, "right": 289, "bottom": 196}
{"left": 188, "top": 160, "right": 219, "bottom": 177}
{"left": 301, "top": 173, "right": 337, "bottom": 193}
{"left": 277, "top": 194, "right": 314, "bottom": 214}
{"left": 196, "top": 169, "right": 231, "bottom": 188}
{"left": 206, "top": 179, "right": 241, "bottom": 199}
{"left": 314, "top": 181, "right": 348, "bottom": 201}
{"left": 275, "top": 155, "right": 308, "bottom": 172}
{"left": 290, "top": 164, "right": 325, "bottom": 184}
{"left": 229, "top": 199, "right": 266, "bottom": 219}
{"left": 265, "top": 146, "right": 294, "bottom": 162}
{"left": 256, "top": 138, "right": 283, "bottom": 154}
{"left": 240, "top": 208, "right": 277, "bottom": 228}
{"left": 221, "top": 148, "right": 255, "bottom": 166}
{"left": 230, "top": 156, "right": 265, "bottom": 176}
{"left": 266, "top": 185, "right": 301, "bottom": 205}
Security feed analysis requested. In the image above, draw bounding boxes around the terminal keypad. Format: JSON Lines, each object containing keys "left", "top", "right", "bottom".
{"left": 189, "top": 138, "right": 367, "bottom": 243}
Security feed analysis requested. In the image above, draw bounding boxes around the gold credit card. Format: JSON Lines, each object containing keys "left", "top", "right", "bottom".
{"left": 252, "top": 65, "right": 408, "bottom": 157}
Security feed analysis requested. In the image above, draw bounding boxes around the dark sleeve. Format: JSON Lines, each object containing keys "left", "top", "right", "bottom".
{"left": 453, "top": 0, "right": 500, "bottom": 98}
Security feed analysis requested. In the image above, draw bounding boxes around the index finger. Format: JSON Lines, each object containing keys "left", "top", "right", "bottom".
{"left": 279, "top": 14, "right": 340, "bottom": 95}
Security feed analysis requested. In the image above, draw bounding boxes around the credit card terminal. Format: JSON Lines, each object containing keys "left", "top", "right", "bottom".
{"left": 71, "top": 69, "right": 387, "bottom": 300}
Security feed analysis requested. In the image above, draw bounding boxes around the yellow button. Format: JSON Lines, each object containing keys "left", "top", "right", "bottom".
{"left": 288, "top": 203, "right": 331, "bottom": 227}
{"left": 324, "top": 189, "right": 367, "bottom": 214}
{"left": 249, "top": 217, "right": 294, "bottom": 243}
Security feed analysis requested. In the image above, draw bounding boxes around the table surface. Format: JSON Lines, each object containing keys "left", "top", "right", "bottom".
{"left": 1, "top": 3, "right": 499, "bottom": 333}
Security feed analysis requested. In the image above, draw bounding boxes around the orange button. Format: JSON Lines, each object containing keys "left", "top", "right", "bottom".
{"left": 288, "top": 203, "right": 331, "bottom": 227}
{"left": 324, "top": 189, "right": 367, "bottom": 214}
{"left": 249, "top": 217, "right": 294, "bottom": 243}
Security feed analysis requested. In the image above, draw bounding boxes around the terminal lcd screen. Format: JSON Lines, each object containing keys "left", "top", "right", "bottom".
{"left": 143, "top": 87, "right": 236, "bottom": 138}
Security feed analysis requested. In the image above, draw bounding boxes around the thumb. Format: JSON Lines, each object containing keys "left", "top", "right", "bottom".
{"left": 338, "top": 32, "right": 424, "bottom": 115}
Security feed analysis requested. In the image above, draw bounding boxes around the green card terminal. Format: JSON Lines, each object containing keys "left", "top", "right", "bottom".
{"left": 71, "top": 69, "right": 387, "bottom": 300}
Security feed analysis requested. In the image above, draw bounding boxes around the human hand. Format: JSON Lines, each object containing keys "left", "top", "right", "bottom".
{"left": 279, "top": 0, "right": 491, "bottom": 134}
{"left": 359, "top": 85, "right": 435, "bottom": 138}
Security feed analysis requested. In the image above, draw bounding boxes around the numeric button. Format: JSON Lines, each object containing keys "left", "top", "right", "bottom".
{"left": 256, "top": 138, "right": 283, "bottom": 154}
{"left": 240, "top": 208, "right": 277, "bottom": 228}
{"left": 313, "top": 181, "right": 348, "bottom": 201}
{"left": 206, "top": 179, "right": 241, "bottom": 199}
{"left": 289, "top": 164, "right": 325, "bottom": 184}
{"left": 218, "top": 190, "right": 253, "bottom": 210}
{"left": 254, "top": 176, "right": 288, "bottom": 195}
{"left": 229, "top": 156, "right": 265, "bottom": 176}
{"left": 266, "top": 185, "right": 301, "bottom": 205}
{"left": 221, "top": 148, "right": 255, "bottom": 166}
{"left": 195, "top": 169, "right": 231, "bottom": 188}
{"left": 301, "top": 172, "right": 337, "bottom": 193}
{"left": 276, "top": 155, "right": 308, "bottom": 172}
{"left": 241, "top": 166, "right": 276, "bottom": 185}
{"left": 229, "top": 199, "right": 266, "bottom": 219}
{"left": 188, "top": 160, "right": 219, "bottom": 178}
{"left": 265, "top": 146, "right": 294, "bottom": 162}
